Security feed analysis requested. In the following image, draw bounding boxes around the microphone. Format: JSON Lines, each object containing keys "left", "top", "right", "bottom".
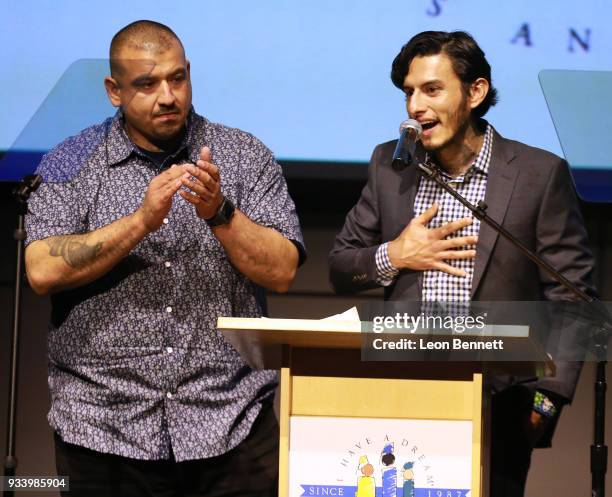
{"left": 391, "top": 119, "right": 423, "bottom": 170}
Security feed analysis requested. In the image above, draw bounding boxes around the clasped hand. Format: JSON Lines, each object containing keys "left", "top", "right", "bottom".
{"left": 177, "top": 146, "right": 224, "bottom": 220}
{"left": 136, "top": 147, "right": 224, "bottom": 233}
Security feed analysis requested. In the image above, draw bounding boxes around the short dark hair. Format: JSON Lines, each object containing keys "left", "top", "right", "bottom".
{"left": 391, "top": 31, "right": 498, "bottom": 118}
{"left": 109, "top": 20, "right": 184, "bottom": 76}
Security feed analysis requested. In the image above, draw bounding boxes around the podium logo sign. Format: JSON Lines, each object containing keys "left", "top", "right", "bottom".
{"left": 289, "top": 416, "right": 471, "bottom": 497}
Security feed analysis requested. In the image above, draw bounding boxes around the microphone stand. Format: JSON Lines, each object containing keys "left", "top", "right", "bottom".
{"left": 411, "top": 156, "right": 608, "bottom": 497}
{"left": 3, "top": 174, "right": 41, "bottom": 497}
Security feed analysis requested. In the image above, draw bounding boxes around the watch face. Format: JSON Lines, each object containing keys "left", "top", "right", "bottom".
{"left": 220, "top": 198, "right": 235, "bottom": 221}
{"left": 207, "top": 198, "right": 235, "bottom": 227}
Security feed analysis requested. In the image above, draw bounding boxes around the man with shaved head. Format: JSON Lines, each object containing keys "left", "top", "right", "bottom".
{"left": 25, "top": 20, "right": 304, "bottom": 496}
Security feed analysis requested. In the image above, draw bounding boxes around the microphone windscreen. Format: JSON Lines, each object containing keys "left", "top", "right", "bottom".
{"left": 399, "top": 119, "right": 422, "bottom": 138}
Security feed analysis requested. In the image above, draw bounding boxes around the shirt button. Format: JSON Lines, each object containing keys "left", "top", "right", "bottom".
{"left": 166, "top": 392, "right": 173, "bottom": 399}
{"left": 166, "top": 346, "right": 174, "bottom": 354}
{"left": 166, "top": 306, "right": 173, "bottom": 313}
{"left": 164, "top": 261, "right": 171, "bottom": 268}
{"left": 163, "top": 218, "right": 169, "bottom": 224}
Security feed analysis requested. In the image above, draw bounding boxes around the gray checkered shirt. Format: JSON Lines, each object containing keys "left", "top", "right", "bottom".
{"left": 376, "top": 124, "right": 493, "bottom": 302}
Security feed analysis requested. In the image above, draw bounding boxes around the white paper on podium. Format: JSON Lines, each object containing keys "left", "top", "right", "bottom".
{"left": 321, "top": 307, "right": 361, "bottom": 322}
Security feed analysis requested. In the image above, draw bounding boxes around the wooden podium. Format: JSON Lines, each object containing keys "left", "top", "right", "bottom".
{"left": 218, "top": 317, "right": 553, "bottom": 497}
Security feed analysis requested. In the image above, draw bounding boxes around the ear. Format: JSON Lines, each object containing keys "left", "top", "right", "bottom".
{"left": 468, "top": 77, "right": 489, "bottom": 110}
{"left": 186, "top": 59, "right": 191, "bottom": 78}
{"left": 104, "top": 76, "right": 122, "bottom": 108}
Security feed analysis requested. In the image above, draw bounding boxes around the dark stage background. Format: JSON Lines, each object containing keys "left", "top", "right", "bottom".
{"left": 1, "top": 173, "right": 612, "bottom": 496}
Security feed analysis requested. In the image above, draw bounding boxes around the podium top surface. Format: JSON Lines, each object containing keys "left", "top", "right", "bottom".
{"left": 218, "top": 317, "right": 531, "bottom": 346}
{"left": 217, "top": 317, "right": 362, "bottom": 349}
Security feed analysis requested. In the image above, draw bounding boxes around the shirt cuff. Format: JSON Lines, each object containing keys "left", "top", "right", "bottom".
{"left": 375, "top": 242, "right": 399, "bottom": 287}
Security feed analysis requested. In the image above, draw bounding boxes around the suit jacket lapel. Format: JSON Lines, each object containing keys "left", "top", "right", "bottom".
{"left": 398, "top": 164, "right": 423, "bottom": 298}
{"left": 471, "top": 132, "right": 519, "bottom": 298}
{"left": 398, "top": 164, "right": 420, "bottom": 227}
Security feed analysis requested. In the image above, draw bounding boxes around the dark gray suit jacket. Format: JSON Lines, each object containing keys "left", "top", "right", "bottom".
{"left": 329, "top": 129, "right": 597, "bottom": 404}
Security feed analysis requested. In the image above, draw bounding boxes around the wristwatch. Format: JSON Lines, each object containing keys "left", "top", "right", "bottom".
{"left": 206, "top": 196, "right": 236, "bottom": 227}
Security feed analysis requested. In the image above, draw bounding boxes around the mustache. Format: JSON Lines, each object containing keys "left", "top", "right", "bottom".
{"left": 153, "top": 109, "right": 181, "bottom": 117}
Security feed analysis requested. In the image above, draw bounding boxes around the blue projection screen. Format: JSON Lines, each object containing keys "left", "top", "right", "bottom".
{"left": 2, "top": 1, "right": 611, "bottom": 198}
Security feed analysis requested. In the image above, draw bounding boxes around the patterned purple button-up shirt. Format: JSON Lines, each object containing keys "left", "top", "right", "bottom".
{"left": 25, "top": 110, "right": 305, "bottom": 461}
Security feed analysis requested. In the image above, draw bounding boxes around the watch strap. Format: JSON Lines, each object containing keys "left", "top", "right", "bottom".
{"left": 206, "top": 197, "right": 235, "bottom": 227}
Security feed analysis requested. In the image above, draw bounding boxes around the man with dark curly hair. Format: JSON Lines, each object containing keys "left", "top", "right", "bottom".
{"left": 330, "top": 30, "right": 596, "bottom": 497}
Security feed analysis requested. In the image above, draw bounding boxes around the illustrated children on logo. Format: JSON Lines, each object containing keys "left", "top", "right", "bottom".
{"left": 356, "top": 445, "right": 415, "bottom": 497}
{"left": 355, "top": 455, "right": 375, "bottom": 497}
{"left": 402, "top": 462, "right": 415, "bottom": 497}
{"left": 381, "top": 443, "right": 397, "bottom": 497}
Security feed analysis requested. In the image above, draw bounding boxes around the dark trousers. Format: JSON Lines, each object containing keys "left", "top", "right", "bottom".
{"left": 490, "top": 386, "right": 535, "bottom": 497}
{"left": 54, "top": 402, "right": 278, "bottom": 497}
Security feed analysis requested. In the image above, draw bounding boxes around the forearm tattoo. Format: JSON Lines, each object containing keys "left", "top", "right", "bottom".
{"left": 45, "top": 236, "right": 103, "bottom": 268}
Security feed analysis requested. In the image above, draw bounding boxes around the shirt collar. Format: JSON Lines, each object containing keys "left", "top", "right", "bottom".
{"left": 472, "top": 122, "right": 493, "bottom": 176}
{"left": 435, "top": 121, "right": 493, "bottom": 181}
{"left": 105, "top": 107, "right": 198, "bottom": 167}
